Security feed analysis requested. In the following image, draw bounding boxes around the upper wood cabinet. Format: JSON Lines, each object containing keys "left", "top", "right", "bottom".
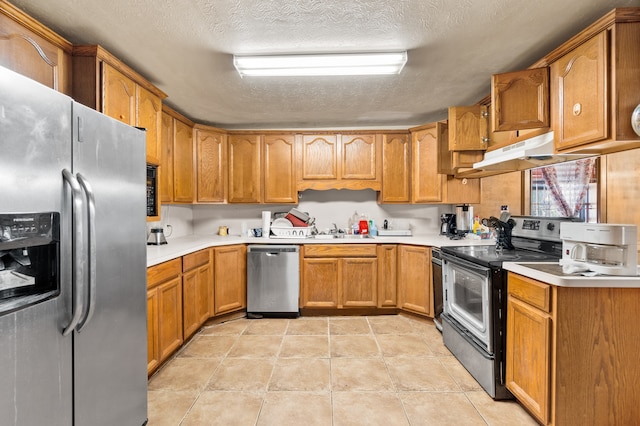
{"left": 380, "top": 132, "right": 411, "bottom": 203}
{"left": 161, "top": 105, "right": 195, "bottom": 204}
{"left": 448, "top": 105, "right": 489, "bottom": 151}
{"left": 195, "top": 125, "right": 227, "bottom": 203}
{"left": 551, "top": 31, "right": 607, "bottom": 151}
{"left": 300, "top": 134, "right": 338, "bottom": 181}
{"left": 491, "top": 67, "right": 550, "bottom": 132}
{"left": 228, "top": 134, "right": 262, "bottom": 203}
{"left": 298, "top": 133, "right": 381, "bottom": 191}
{"left": 0, "top": 1, "right": 73, "bottom": 94}
{"left": 263, "top": 134, "right": 297, "bottom": 203}
{"left": 545, "top": 9, "right": 640, "bottom": 155}
{"left": 72, "top": 45, "right": 167, "bottom": 163}
{"left": 412, "top": 122, "right": 481, "bottom": 204}
{"left": 411, "top": 123, "right": 446, "bottom": 203}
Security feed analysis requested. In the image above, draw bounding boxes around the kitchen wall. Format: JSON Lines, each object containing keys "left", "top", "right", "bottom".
{"left": 151, "top": 190, "right": 456, "bottom": 239}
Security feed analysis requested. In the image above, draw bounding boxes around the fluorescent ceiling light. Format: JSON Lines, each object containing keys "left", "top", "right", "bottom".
{"left": 233, "top": 52, "right": 407, "bottom": 77}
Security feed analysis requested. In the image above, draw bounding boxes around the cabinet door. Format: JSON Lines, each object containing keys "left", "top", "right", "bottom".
{"left": 506, "top": 295, "right": 551, "bottom": 424}
{"left": 492, "top": 67, "right": 549, "bottom": 131}
{"left": 214, "top": 245, "right": 246, "bottom": 314}
{"left": 159, "top": 111, "right": 174, "bottom": 203}
{"left": 228, "top": 134, "right": 261, "bottom": 203}
{"left": 341, "top": 134, "right": 377, "bottom": 180}
{"left": 0, "top": 13, "right": 71, "bottom": 93}
{"left": 137, "top": 85, "right": 162, "bottom": 163}
{"left": 398, "top": 245, "right": 431, "bottom": 315}
{"left": 444, "top": 177, "right": 481, "bottom": 204}
{"left": 264, "top": 134, "right": 297, "bottom": 203}
{"left": 102, "top": 63, "right": 135, "bottom": 125}
{"left": 301, "top": 134, "right": 338, "bottom": 180}
{"left": 340, "top": 258, "right": 377, "bottom": 308}
{"left": 448, "top": 105, "right": 488, "bottom": 151}
{"left": 182, "top": 268, "right": 199, "bottom": 339}
{"left": 377, "top": 245, "right": 398, "bottom": 308}
{"left": 301, "top": 258, "right": 339, "bottom": 308}
{"left": 147, "top": 288, "right": 159, "bottom": 374}
{"left": 381, "top": 133, "right": 410, "bottom": 203}
{"left": 196, "top": 128, "right": 227, "bottom": 203}
{"left": 196, "top": 263, "right": 213, "bottom": 325}
{"left": 412, "top": 124, "right": 445, "bottom": 203}
{"left": 552, "top": 31, "right": 607, "bottom": 150}
{"left": 157, "top": 277, "right": 183, "bottom": 361}
{"left": 173, "top": 118, "right": 194, "bottom": 203}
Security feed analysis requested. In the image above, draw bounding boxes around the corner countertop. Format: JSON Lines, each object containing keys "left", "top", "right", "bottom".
{"left": 503, "top": 262, "right": 640, "bottom": 288}
{"left": 147, "top": 233, "right": 494, "bottom": 267}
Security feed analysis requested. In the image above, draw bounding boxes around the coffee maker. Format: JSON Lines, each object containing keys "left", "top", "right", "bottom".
{"left": 560, "top": 222, "right": 638, "bottom": 275}
{"left": 440, "top": 213, "right": 456, "bottom": 236}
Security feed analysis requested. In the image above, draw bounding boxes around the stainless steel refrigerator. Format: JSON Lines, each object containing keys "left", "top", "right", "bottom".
{"left": 0, "top": 66, "right": 148, "bottom": 425}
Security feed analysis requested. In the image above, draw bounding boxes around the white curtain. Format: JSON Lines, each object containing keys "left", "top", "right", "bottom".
{"left": 540, "top": 158, "right": 595, "bottom": 217}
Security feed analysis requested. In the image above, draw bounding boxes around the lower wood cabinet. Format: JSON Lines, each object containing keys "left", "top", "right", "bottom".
{"left": 377, "top": 245, "right": 398, "bottom": 308}
{"left": 182, "top": 249, "right": 213, "bottom": 339}
{"left": 147, "top": 258, "right": 183, "bottom": 375}
{"left": 301, "top": 244, "right": 378, "bottom": 309}
{"left": 397, "top": 245, "right": 432, "bottom": 316}
{"left": 213, "top": 244, "right": 247, "bottom": 315}
{"left": 506, "top": 272, "right": 640, "bottom": 425}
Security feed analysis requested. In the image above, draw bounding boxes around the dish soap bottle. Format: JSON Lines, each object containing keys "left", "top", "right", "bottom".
{"left": 369, "top": 220, "right": 378, "bottom": 237}
{"left": 472, "top": 216, "right": 481, "bottom": 235}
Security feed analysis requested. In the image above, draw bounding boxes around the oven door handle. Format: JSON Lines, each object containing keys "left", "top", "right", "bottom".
{"left": 442, "top": 255, "right": 491, "bottom": 277}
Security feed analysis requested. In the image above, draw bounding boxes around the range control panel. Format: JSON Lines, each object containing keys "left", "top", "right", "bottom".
{"left": 511, "top": 216, "right": 581, "bottom": 242}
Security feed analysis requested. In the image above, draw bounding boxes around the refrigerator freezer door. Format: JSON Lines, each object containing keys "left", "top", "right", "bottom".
{"left": 0, "top": 66, "right": 73, "bottom": 425}
{"left": 71, "top": 102, "right": 148, "bottom": 425}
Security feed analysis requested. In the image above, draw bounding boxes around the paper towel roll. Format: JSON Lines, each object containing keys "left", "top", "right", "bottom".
{"left": 262, "top": 211, "right": 271, "bottom": 238}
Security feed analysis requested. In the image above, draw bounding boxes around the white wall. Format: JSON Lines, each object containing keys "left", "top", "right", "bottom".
{"left": 187, "top": 189, "right": 456, "bottom": 237}
{"left": 147, "top": 204, "right": 194, "bottom": 239}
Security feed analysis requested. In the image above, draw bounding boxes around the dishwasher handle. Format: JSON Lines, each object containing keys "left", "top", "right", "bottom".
{"left": 247, "top": 245, "right": 299, "bottom": 254}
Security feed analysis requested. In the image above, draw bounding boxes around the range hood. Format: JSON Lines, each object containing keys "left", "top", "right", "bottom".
{"left": 472, "top": 131, "right": 592, "bottom": 171}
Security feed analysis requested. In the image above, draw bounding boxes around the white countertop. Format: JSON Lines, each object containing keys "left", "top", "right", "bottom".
{"left": 503, "top": 262, "right": 640, "bottom": 288}
{"left": 147, "top": 233, "right": 494, "bottom": 267}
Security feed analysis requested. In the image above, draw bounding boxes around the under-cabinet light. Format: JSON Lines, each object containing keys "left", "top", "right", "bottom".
{"left": 233, "top": 52, "right": 407, "bottom": 77}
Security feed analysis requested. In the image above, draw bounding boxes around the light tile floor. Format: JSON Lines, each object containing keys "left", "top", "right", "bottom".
{"left": 148, "top": 315, "right": 538, "bottom": 426}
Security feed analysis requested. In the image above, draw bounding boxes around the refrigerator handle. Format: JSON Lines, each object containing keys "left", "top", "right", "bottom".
{"left": 62, "top": 169, "right": 85, "bottom": 336}
{"left": 76, "top": 173, "right": 97, "bottom": 332}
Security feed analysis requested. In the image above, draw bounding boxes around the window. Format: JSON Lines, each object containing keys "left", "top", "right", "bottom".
{"left": 530, "top": 158, "right": 598, "bottom": 222}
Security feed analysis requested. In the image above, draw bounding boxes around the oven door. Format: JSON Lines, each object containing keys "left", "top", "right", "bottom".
{"left": 442, "top": 254, "right": 493, "bottom": 353}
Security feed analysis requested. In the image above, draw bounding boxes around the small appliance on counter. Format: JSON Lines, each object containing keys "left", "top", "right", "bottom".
{"left": 440, "top": 213, "right": 456, "bottom": 236}
{"left": 560, "top": 222, "right": 638, "bottom": 275}
{"left": 455, "top": 204, "right": 473, "bottom": 235}
{"left": 147, "top": 227, "right": 168, "bottom": 245}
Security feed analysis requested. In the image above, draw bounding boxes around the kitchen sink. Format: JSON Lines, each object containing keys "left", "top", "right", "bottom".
{"left": 313, "top": 234, "right": 374, "bottom": 239}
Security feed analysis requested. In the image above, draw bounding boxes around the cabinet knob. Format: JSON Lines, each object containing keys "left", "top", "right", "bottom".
{"left": 481, "top": 137, "right": 489, "bottom": 143}
{"left": 572, "top": 103, "right": 582, "bottom": 116}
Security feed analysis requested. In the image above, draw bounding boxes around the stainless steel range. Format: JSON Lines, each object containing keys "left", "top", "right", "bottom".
{"left": 440, "top": 215, "right": 579, "bottom": 399}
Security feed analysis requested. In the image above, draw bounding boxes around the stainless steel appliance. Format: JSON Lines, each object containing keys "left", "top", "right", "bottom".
{"left": 0, "top": 66, "right": 148, "bottom": 425}
{"left": 431, "top": 247, "right": 444, "bottom": 332}
{"left": 147, "top": 227, "right": 168, "bottom": 245}
{"left": 560, "top": 222, "right": 638, "bottom": 275}
{"left": 247, "top": 245, "right": 300, "bottom": 318}
{"left": 455, "top": 204, "right": 474, "bottom": 235}
{"left": 441, "top": 215, "right": 577, "bottom": 400}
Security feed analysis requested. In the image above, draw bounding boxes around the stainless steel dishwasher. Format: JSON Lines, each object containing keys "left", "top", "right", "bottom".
{"left": 247, "top": 245, "right": 300, "bottom": 318}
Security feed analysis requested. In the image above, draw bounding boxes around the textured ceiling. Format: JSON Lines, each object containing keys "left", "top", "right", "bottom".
{"left": 9, "top": 0, "right": 640, "bottom": 129}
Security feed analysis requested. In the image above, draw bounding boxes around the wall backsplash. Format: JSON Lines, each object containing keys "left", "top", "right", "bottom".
{"left": 185, "top": 190, "right": 456, "bottom": 238}
{"left": 149, "top": 190, "right": 463, "bottom": 240}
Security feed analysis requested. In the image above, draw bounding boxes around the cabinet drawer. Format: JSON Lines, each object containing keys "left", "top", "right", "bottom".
{"left": 304, "top": 244, "right": 377, "bottom": 258}
{"left": 183, "top": 249, "right": 210, "bottom": 272}
{"left": 147, "top": 258, "right": 182, "bottom": 289}
{"left": 507, "top": 272, "right": 551, "bottom": 313}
